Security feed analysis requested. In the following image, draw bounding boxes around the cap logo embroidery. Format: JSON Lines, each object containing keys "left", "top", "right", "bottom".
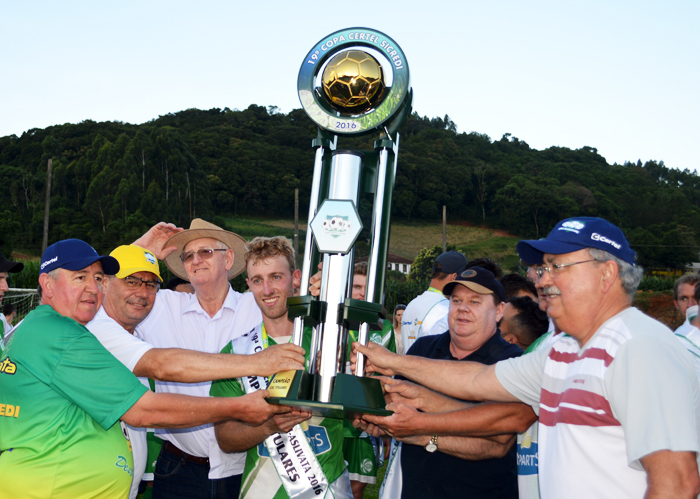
{"left": 144, "top": 252, "right": 157, "bottom": 264}
{"left": 558, "top": 220, "right": 586, "bottom": 234}
{"left": 461, "top": 270, "right": 477, "bottom": 278}
{"left": 40, "top": 256, "right": 58, "bottom": 270}
{"left": 591, "top": 233, "right": 621, "bottom": 249}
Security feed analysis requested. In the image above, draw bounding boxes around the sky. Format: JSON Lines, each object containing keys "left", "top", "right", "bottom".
{"left": 2, "top": 1, "right": 698, "bottom": 172}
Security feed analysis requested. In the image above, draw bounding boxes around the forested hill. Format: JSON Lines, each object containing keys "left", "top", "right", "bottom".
{"left": 1, "top": 105, "right": 699, "bottom": 268}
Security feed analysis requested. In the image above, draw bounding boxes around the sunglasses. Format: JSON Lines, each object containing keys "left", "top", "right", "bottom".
{"left": 179, "top": 248, "right": 227, "bottom": 263}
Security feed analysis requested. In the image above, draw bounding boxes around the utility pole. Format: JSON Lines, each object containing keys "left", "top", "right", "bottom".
{"left": 42, "top": 158, "right": 53, "bottom": 254}
{"left": 294, "top": 188, "right": 299, "bottom": 267}
{"left": 442, "top": 205, "right": 447, "bottom": 253}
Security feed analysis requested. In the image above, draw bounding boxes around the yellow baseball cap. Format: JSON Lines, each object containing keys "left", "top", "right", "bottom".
{"left": 110, "top": 245, "right": 162, "bottom": 281}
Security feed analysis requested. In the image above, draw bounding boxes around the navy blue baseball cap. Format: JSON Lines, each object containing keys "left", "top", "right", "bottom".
{"left": 516, "top": 217, "right": 636, "bottom": 266}
{"left": 432, "top": 250, "right": 468, "bottom": 274}
{"left": 40, "top": 239, "right": 120, "bottom": 275}
{"left": 443, "top": 267, "right": 506, "bottom": 302}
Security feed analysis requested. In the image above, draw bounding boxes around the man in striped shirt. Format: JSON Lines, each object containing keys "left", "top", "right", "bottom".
{"left": 356, "top": 217, "right": 700, "bottom": 499}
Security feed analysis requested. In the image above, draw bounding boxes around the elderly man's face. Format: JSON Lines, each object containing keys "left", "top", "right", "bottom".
{"left": 537, "top": 249, "right": 603, "bottom": 340}
{"left": 182, "top": 237, "right": 233, "bottom": 288}
{"left": 103, "top": 271, "right": 159, "bottom": 332}
{"left": 447, "top": 285, "right": 504, "bottom": 358}
{"left": 46, "top": 262, "right": 104, "bottom": 325}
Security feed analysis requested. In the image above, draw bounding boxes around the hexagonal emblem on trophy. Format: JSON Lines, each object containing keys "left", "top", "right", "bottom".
{"left": 310, "top": 200, "right": 363, "bottom": 254}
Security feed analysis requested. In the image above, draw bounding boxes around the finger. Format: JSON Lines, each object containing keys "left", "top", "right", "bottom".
{"left": 277, "top": 344, "right": 305, "bottom": 355}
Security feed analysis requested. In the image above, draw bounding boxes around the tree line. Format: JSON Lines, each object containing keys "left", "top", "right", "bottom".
{"left": 1, "top": 105, "right": 698, "bottom": 269}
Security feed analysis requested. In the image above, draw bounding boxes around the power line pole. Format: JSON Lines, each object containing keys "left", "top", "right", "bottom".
{"left": 294, "top": 188, "right": 299, "bottom": 266}
{"left": 442, "top": 205, "right": 447, "bottom": 253}
{"left": 42, "top": 158, "right": 53, "bottom": 254}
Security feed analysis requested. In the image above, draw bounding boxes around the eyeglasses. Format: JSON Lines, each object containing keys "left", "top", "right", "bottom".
{"left": 179, "top": 248, "right": 227, "bottom": 263}
{"left": 123, "top": 275, "right": 161, "bottom": 293}
{"left": 535, "top": 259, "right": 596, "bottom": 279}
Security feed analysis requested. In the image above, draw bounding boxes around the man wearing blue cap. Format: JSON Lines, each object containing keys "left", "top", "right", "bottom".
{"left": 401, "top": 250, "right": 468, "bottom": 354}
{"left": 356, "top": 217, "right": 700, "bottom": 499}
{"left": 0, "top": 239, "right": 291, "bottom": 499}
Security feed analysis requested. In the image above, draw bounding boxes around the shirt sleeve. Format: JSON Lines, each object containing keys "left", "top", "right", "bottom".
{"left": 87, "top": 318, "right": 154, "bottom": 372}
{"left": 495, "top": 343, "right": 550, "bottom": 413}
{"left": 605, "top": 335, "right": 700, "bottom": 469}
{"left": 51, "top": 332, "right": 148, "bottom": 430}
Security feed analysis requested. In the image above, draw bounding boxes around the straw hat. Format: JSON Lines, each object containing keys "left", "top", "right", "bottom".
{"left": 163, "top": 219, "right": 247, "bottom": 280}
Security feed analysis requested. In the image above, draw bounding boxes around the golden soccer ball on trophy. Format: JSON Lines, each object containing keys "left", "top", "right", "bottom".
{"left": 321, "top": 50, "right": 386, "bottom": 114}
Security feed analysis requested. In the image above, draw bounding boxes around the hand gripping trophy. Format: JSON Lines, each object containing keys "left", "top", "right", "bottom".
{"left": 267, "top": 28, "right": 412, "bottom": 418}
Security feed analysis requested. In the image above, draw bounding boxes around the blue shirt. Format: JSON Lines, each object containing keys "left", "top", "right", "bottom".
{"left": 400, "top": 329, "right": 523, "bottom": 499}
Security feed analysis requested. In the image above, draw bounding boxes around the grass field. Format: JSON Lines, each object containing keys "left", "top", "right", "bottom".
{"left": 225, "top": 217, "right": 521, "bottom": 270}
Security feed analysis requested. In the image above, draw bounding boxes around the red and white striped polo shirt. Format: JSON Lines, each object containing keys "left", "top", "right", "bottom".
{"left": 498, "top": 307, "right": 700, "bottom": 499}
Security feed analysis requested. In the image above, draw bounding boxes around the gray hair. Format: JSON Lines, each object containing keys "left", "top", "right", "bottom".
{"left": 216, "top": 240, "right": 230, "bottom": 250}
{"left": 588, "top": 248, "right": 643, "bottom": 298}
{"left": 46, "top": 268, "right": 62, "bottom": 280}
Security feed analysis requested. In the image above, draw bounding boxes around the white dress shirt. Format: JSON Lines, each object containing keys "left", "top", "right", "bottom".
{"left": 135, "top": 287, "right": 262, "bottom": 479}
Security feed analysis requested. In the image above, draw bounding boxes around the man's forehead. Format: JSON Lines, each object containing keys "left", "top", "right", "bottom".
{"left": 123, "top": 270, "right": 159, "bottom": 280}
{"left": 678, "top": 282, "right": 697, "bottom": 296}
{"left": 68, "top": 261, "right": 104, "bottom": 275}
{"left": 184, "top": 237, "right": 222, "bottom": 251}
{"left": 543, "top": 250, "right": 586, "bottom": 263}
{"left": 247, "top": 255, "right": 292, "bottom": 276}
{"left": 451, "top": 285, "right": 488, "bottom": 299}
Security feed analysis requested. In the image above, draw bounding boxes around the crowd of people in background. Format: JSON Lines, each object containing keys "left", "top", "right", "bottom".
{"left": 1, "top": 215, "right": 700, "bottom": 499}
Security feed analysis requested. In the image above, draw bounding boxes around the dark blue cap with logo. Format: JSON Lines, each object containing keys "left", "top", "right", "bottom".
{"left": 40, "top": 239, "right": 120, "bottom": 275}
{"left": 516, "top": 217, "right": 636, "bottom": 266}
{"left": 443, "top": 266, "right": 506, "bottom": 302}
{"left": 432, "top": 250, "right": 468, "bottom": 274}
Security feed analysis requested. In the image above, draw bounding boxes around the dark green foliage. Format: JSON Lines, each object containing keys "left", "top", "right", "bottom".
{"left": 1, "top": 107, "right": 699, "bottom": 270}
{"left": 408, "top": 244, "right": 457, "bottom": 281}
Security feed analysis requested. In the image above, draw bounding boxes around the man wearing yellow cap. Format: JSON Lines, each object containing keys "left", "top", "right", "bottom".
{"left": 87, "top": 244, "right": 306, "bottom": 499}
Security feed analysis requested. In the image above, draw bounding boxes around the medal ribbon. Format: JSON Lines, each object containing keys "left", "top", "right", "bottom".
{"left": 232, "top": 326, "right": 330, "bottom": 499}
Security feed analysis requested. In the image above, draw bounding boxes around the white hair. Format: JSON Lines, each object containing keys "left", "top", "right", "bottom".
{"left": 588, "top": 248, "right": 644, "bottom": 298}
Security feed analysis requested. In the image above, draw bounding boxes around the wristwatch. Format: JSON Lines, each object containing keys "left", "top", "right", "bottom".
{"left": 425, "top": 434, "right": 438, "bottom": 453}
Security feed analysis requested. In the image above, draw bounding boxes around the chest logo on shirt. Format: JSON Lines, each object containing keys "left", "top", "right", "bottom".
{"left": 0, "top": 357, "right": 16, "bottom": 375}
{"left": 258, "top": 425, "right": 332, "bottom": 457}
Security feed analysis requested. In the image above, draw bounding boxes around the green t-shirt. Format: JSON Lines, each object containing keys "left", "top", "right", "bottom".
{"left": 210, "top": 326, "right": 346, "bottom": 499}
{"left": 0, "top": 305, "right": 148, "bottom": 499}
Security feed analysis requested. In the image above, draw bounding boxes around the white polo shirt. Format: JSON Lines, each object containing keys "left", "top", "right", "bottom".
{"left": 87, "top": 307, "right": 154, "bottom": 499}
{"left": 135, "top": 287, "right": 262, "bottom": 479}
{"left": 401, "top": 288, "right": 448, "bottom": 354}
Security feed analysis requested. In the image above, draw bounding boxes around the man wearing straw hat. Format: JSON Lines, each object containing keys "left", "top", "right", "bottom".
{"left": 133, "top": 219, "right": 301, "bottom": 499}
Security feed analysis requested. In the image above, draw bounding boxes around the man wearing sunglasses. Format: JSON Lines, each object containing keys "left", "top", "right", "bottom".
{"left": 355, "top": 217, "right": 700, "bottom": 499}
{"left": 87, "top": 244, "right": 306, "bottom": 499}
{"left": 131, "top": 218, "right": 306, "bottom": 499}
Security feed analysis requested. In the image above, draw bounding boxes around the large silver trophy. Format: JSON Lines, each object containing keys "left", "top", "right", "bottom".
{"left": 267, "top": 28, "right": 412, "bottom": 418}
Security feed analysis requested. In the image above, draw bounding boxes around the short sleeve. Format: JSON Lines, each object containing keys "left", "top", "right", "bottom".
{"left": 606, "top": 335, "right": 700, "bottom": 469}
{"left": 87, "top": 314, "right": 153, "bottom": 371}
{"left": 51, "top": 332, "right": 148, "bottom": 429}
{"left": 495, "top": 343, "right": 550, "bottom": 413}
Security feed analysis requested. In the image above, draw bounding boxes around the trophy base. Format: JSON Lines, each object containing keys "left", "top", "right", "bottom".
{"left": 267, "top": 371, "right": 392, "bottom": 419}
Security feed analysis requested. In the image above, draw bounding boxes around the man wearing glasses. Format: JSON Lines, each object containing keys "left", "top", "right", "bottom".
{"left": 87, "top": 244, "right": 306, "bottom": 499}
{"left": 132, "top": 218, "right": 303, "bottom": 499}
{"left": 356, "top": 217, "right": 700, "bottom": 499}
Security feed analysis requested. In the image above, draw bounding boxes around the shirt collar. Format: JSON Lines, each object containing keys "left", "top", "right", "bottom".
{"left": 439, "top": 328, "right": 506, "bottom": 362}
{"left": 183, "top": 285, "right": 238, "bottom": 318}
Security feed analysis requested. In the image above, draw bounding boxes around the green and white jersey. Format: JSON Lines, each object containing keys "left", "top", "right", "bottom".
{"left": 0, "top": 305, "right": 148, "bottom": 499}
{"left": 211, "top": 326, "right": 347, "bottom": 499}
